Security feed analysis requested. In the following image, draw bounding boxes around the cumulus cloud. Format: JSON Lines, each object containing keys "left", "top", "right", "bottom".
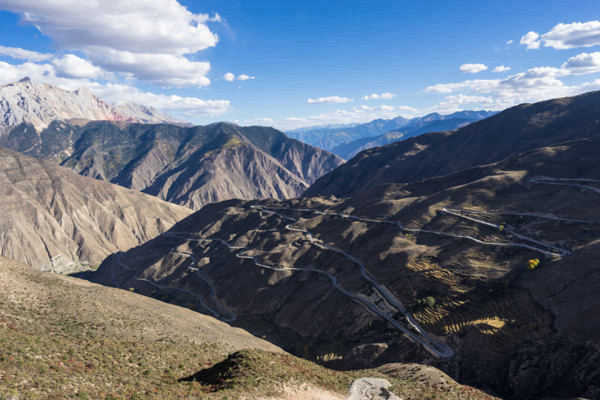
{"left": 519, "top": 21, "right": 600, "bottom": 51}
{"left": 459, "top": 63, "right": 488, "bottom": 74}
{"left": 425, "top": 52, "right": 600, "bottom": 114}
{"left": 91, "top": 83, "right": 230, "bottom": 117}
{"left": 223, "top": 73, "right": 256, "bottom": 82}
{"left": 561, "top": 52, "right": 600, "bottom": 74}
{"left": 493, "top": 65, "right": 511, "bottom": 73}
{"left": 541, "top": 21, "right": 600, "bottom": 50}
{"left": 0, "top": 45, "right": 52, "bottom": 61}
{"left": 0, "top": 0, "right": 219, "bottom": 55}
{"left": 0, "top": 0, "right": 220, "bottom": 86}
{"left": 520, "top": 31, "right": 541, "bottom": 50}
{"left": 506, "top": 39, "right": 514, "bottom": 45}
{"left": 307, "top": 96, "right": 353, "bottom": 104}
{"left": 86, "top": 48, "right": 210, "bottom": 87}
{"left": 53, "top": 54, "right": 103, "bottom": 79}
{"left": 362, "top": 92, "right": 395, "bottom": 100}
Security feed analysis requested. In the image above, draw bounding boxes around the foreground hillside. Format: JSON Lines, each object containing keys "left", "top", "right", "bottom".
{"left": 90, "top": 127, "right": 600, "bottom": 398}
{"left": 0, "top": 146, "right": 191, "bottom": 272}
{"left": 1, "top": 120, "right": 343, "bottom": 210}
{"left": 305, "top": 91, "right": 600, "bottom": 198}
{"left": 0, "top": 256, "right": 493, "bottom": 400}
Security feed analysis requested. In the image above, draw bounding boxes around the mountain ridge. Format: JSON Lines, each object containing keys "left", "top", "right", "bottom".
{"left": 304, "top": 91, "right": 600, "bottom": 198}
{"left": 0, "top": 120, "right": 343, "bottom": 210}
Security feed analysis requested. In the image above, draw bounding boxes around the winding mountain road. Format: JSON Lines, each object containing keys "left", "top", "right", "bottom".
{"left": 250, "top": 205, "right": 453, "bottom": 358}
{"left": 112, "top": 250, "right": 236, "bottom": 322}
{"left": 441, "top": 208, "right": 571, "bottom": 257}
{"left": 530, "top": 176, "right": 600, "bottom": 195}
{"left": 252, "top": 204, "right": 569, "bottom": 257}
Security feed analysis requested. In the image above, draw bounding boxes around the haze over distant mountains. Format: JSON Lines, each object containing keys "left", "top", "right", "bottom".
{"left": 286, "top": 111, "right": 495, "bottom": 158}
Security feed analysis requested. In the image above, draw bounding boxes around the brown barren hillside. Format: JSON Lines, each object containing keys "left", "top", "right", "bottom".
{"left": 0, "top": 146, "right": 191, "bottom": 273}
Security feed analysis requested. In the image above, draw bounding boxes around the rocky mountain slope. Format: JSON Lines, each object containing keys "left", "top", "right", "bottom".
{"left": 0, "top": 255, "right": 494, "bottom": 399}
{"left": 88, "top": 92, "right": 600, "bottom": 399}
{"left": 287, "top": 111, "right": 494, "bottom": 156}
{"left": 1, "top": 120, "right": 343, "bottom": 210}
{"left": 0, "top": 146, "right": 191, "bottom": 272}
{"left": 0, "top": 78, "right": 180, "bottom": 134}
{"left": 305, "top": 92, "right": 600, "bottom": 198}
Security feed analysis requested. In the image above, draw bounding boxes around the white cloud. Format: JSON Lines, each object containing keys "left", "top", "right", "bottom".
{"left": 0, "top": 0, "right": 220, "bottom": 86}
{"left": 506, "top": 39, "right": 514, "bottom": 45}
{"left": 459, "top": 63, "right": 488, "bottom": 74}
{"left": 493, "top": 65, "right": 511, "bottom": 73}
{"left": 0, "top": 45, "right": 52, "bottom": 61}
{"left": 520, "top": 31, "right": 541, "bottom": 50}
{"left": 247, "top": 104, "right": 419, "bottom": 130}
{"left": 519, "top": 22, "right": 600, "bottom": 51}
{"left": 0, "top": 60, "right": 91, "bottom": 90}
{"left": 561, "top": 52, "right": 600, "bottom": 74}
{"left": 53, "top": 54, "right": 103, "bottom": 79}
{"left": 425, "top": 52, "right": 600, "bottom": 114}
{"left": 0, "top": 61, "right": 230, "bottom": 120}
{"left": 425, "top": 79, "right": 500, "bottom": 94}
{"left": 91, "top": 83, "right": 231, "bottom": 117}
{"left": 237, "top": 74, "right": 255, "bottom": 81}
{"left": 223, "top": 73, "right": 256, "bottom": 82}
{"left": 86, "top": 48, "right": 210, "bottom": 87}
{"left": 307, "top": 96, "right": 353, "bottom": 104}
{"left": 0, "top": 0, "right": 219, "bottom": 55}
{"left": 432, "top": 94, "right": 496, "bottom": 114}
{"left": 362, "top": 92, "right": 395, "bottom": 100}
{"left": 541, "top": 21, "right": 600, "bottom": 50}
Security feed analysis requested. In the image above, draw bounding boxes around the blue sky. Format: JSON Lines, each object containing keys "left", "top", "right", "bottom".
{"left": 1, "top": 1, "right": 600, "bottom": 130}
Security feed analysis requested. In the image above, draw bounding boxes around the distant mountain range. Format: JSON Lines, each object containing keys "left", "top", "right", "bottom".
{"left": 286, "top": 111, "right": 496, "bottom": 158}
{"left": 0, "top": 78, "right": 183, "bottom": 133}
{"left": 304, "top": 93, "right": 600, "bottom": 198}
